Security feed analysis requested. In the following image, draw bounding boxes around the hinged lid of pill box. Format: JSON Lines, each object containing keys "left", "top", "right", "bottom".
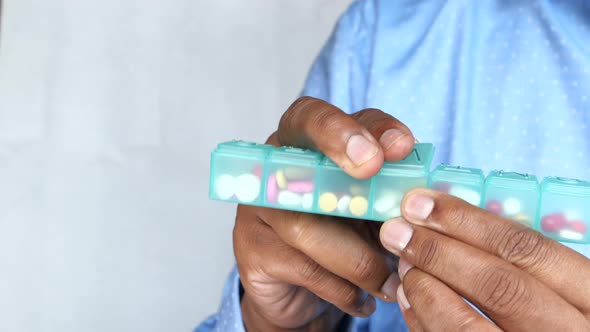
{"left": 268, "top": 146, "right": 323, "bottom": 165}
{"left": 320, "top": 143, "right": 434, "bottom": 175}
{"left": 429, "top": 164, "right": 485, "bottom": 186}
{"left": 213, "top": 140, "right": 273, "bottom": 159}
{"left": 378, "top": 143, "right": 435, "bottom": 177}
{"left": 485, "top": 170, "right": 540, "bottom": 192}
{"left": 541, "top": 177, "right": 590, "bottom": 196}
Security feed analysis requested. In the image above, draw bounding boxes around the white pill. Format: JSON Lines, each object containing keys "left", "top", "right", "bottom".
{"left": 337, "top": 195, "right": 352, "bottom": 213}
{"left": 302, "top": 193, "right": 314, "bottom": 209}
{"left": 215, "top": 174, "right": 235, "bottom": 199}
{"left": 278, "top": 190, "right": 302, "bottom": 206}
{"left": 558, "top": 229, "right": 584, "bottom": 241}
{"left": 503, "top": 198, "right": 521, "bottom": 215}
{"left": 234, "top": 174, "right": 261, "bottom": 202}
{"left": 375, "top": 191, "right": 402, "bottom": 214}
{"left": 449, "top": 186, "right": 481, "bottom": 206}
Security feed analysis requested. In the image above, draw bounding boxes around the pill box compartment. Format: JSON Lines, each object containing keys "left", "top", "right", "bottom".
{"left": 264, "top": 147, "right": 322, "bottom": 212}
{"left": 482, "top": 171, "right": 540, "bottom": 228}
{"left": 429, "top": 165, "right": 485, "bottom": 206}
{"left": 209, "top": 141, "right": 271, "bottom": 204}
{"left": 317, "top": 158, "right": 373, "bottom": 219}
{"left": 537, "top": 177, "right": 590, "bottom": 244}
{"left": 372, "top": 144, "right": 435, "bottom": 221}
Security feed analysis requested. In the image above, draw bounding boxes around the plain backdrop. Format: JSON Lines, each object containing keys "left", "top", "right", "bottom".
{"left": 0, "top": 0, "right": 353, "bottom": 331}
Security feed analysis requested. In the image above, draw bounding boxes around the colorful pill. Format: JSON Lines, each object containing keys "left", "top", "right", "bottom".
{"left": 276, "top": 170, "right": 288, "bottom": 189}
{"left": 266, "top": 175, "right": 279, "bottom": 203}
{"left": 503, "top": 198, "right": 522, "bottom": 215}
{"left": 374, "top": 191, "right": 402, "bottom": 214}
{"left": 278, "top": 190, "right": 302, "bottom": 206}
{"left": 235, "top": 174, "right": 260, "bottom": 203}
{"left": 252, "top": 165, "right": 263, "bottom": 179}
{"left": 337, "top": 195, "right": 352, "bottom": 213}
{"left": 349, "top": 196, "right": 369, "bottom": 216}
{"left": 558, "top": 229, "right": 584, "bottom": 241}
{"left": 485, "top": 200, "right": 503, "bottom": 215}
{"left": 541, "top": 213, "right": 567, "bottom": 233}
{"left": 569, "top": 220, "right": 587, "bottom": 234}
{"left": 287, "top": 181, "right": 315, "bottom": 193}
{"left": 215, "top": 174, "right": 235, "bottom": 200}
{"left": 319, "top": 192, "right": 338, "bottom": 212}
{"left": 301, "top": 193, "right": 314, "bottom": 209}
{"left": 512, "top": 213, "right": 533, "bottom": 227}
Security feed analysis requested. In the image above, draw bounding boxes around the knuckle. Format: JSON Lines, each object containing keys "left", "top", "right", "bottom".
{"left": 298, "top": 257, "right": 324, "bottom": 282}
{"left": 350, "top": 251, "right": 381, "bottom": 284}
{"left": 334, "top": 286, "right": 363, "bottom": 311}
{"left": 475, "top": 267, "right": 532, "bottom": 318}
{"left": 278, "top": 97, "right": 316, "bottom": 141}
{"left": 499, "top": 229, "right": 552, "bottom": 268}
{"left": 286, "top": 213, "right": 316, "bottom": 247}
{"left": 414, "top": 237, "right": 442, "bottom": 272}
{"left": 403, "top": 273, "right": 435, "bottom": 303}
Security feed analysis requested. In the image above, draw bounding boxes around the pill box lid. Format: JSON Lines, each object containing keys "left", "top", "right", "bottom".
{"left": 541, "top": 177, "right": 590, "bottom": 196}
{"left": 430, "top": 164, "right": 485, "bottom": 186}
{"left": 485, "top": 170, "right": 540, "bottom": 191}
{"left": 320, "top": 143, "right": 435, "bottom": 174}
{"left": 268, "top": 146, "right": 323, "bottom": 165}
{"left": 213, "top": 140, "right": 273, "bottom": 159}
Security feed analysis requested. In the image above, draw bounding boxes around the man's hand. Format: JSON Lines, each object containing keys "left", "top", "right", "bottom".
{"left": 380, "top": 189, "right": 590, "bottom": 331}
{"left": 235, "top": 96, "right": 416, "bottom": 331}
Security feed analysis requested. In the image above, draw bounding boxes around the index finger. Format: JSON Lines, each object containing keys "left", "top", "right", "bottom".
{"left": 276, "top": 96, "right": 415, "bottom": 179}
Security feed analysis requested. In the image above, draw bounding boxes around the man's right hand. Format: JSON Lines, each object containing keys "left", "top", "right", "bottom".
{"left": 234, "top": 97, "right": 416, "bottom": 331}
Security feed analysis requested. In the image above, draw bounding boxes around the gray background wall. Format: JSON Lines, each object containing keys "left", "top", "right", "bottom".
{"left": 0, "top": 0, "right": 353, "bottom": 331}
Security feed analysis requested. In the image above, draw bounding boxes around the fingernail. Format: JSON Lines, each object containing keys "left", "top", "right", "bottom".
{"left": 359, "top": 295, "right": 376, "bottom": 315}
{"left": 381, "top": 273, "right": 401, "bottom": 302}
{"left": 379, "top": 129, "right": 406, "bottom": 150}
{"left": 404, "top": 194, "right": 434, "bottom": 221}
{"left": 380, "top": 218, "right": 414, "bottom": 254}
{"left": 346, "top": 134, "right": 379, "bottom": 166}
{"left": 397, "top": 285, "right": 411, "bottom": 310}
{"left": 397, "top": 258, "right": 414, "bottom": 280}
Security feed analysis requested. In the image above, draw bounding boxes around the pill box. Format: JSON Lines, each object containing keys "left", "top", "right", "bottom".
{"left": 265, "top": 147, "right": 322, "bottom": 212}
{"left": 371, "top": 143, "right": 434, "bottom": 220}
{"left": 209, "top": 141, "right": 273, "bottom": 204}
{"left": 537, "top": 177, "right": 590, "bottom": 244}
{"left": 482, "top": 171, "right": 540, "bottom": 228}
{"left": 209, "top": 140, "right": 590, "bottom": 244}
{"left": 429, "top": 165, "right": 485, "bottom": 206}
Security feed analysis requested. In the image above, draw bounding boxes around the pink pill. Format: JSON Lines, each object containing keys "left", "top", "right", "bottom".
{"left": 568, "top": 220, "right": 587, "bottom": 234}
{"left": 485, "top": 200, "right": 503, "bottom": 215}
{"left": 541, "top": 213, "right": 567, "bottom": 233}
{"left": 432, "top": 182, "right": 451, "bottom": 193}
{"left": 287, "top": 181, "right": 315, "bottom": 193}
{"left": 252, "top": 165, "right": 263, "bottom": 179}
{"left": 266, "top": 175, "right": 279, "bottom": 203}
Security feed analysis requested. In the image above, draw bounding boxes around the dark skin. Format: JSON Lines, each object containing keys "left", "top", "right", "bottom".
{"left": 235, "top": 97, "right": 590, "bottom": 331}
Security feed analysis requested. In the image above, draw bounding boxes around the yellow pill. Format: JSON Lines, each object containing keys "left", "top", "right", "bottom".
{"left": 512, "top": 213, "right": 532, "bottom": 227}
{"left": 276, "top": 170, "right": 288, "bottom": 189}
{"left": 349, "top": 196, "right": 368, "bottom": 216}
{"left": 319, "top": 192, "right": 338, "bottom": 212}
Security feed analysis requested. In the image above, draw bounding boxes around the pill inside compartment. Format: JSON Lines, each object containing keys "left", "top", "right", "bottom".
{"left": 317, "top": 158, "right": 372, "bottom": 219}
{"left": 429, "top": 165, "right": 485, "bottom": 207}
{"left": 482, "top": 171, "right": 540, "bottom": 228}
{"left": 537, "top": 177, "right": 590, "bottom": 244}
{"left": 264, "top": 147, "right": 322, "bottom": 212}
{"left": 372, "top": 143, "right": 434, "bottom": 221}
{"left": 209, "top": 141, "right": 272, "bottom": 204}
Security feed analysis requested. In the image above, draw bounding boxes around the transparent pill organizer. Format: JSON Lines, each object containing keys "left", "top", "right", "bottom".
{"left": 209, "top": 140, "right": 590, "bottom": 244}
